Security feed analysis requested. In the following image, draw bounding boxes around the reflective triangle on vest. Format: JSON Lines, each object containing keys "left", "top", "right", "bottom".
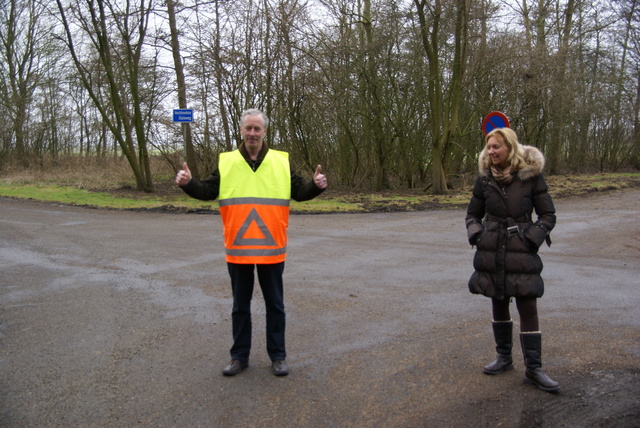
{"left": 233, "top": 207, "right": 277, "bottom": 247}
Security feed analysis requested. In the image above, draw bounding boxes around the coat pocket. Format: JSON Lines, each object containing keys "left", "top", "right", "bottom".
{"left": 467, "top": 222, "right": 484, "bottom": 246}
{"left": 524, "top": 223, "right": 547, "bottom": 250}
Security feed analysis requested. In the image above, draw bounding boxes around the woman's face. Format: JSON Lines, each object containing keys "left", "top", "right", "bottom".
{"left": 486, "top": 134, "right": 510, "bottom": 168}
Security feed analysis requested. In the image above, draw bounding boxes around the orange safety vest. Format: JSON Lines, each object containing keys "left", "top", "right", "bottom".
{"left": 218, "top": 149, "right": 291, "bottom": 264}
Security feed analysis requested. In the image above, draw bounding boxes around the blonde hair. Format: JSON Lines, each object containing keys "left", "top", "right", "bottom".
{"left": 482, "top": 128, "right": 527, "bottom": 171}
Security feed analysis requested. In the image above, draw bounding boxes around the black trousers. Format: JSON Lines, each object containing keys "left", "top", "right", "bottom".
{"left": 227, "top": 262, "right": 286, "bottom": 362}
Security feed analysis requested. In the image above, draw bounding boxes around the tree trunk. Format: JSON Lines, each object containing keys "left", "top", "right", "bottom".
{"left": 547, "top": 0, "right": 575, "bottom": 174}
{"left": 363, "top": 0, "right": 389, "bottom": 190}
{"left": 214, "top": 0, "right": 233, "bottom": 151}
{"left": 166, "top": 0, "right": 199, "bottom": 179}
{"left": 414, "top": 0, "right": 468, "bottom": 194}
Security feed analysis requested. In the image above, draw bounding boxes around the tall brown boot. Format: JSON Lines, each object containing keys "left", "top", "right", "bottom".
{"left": 483, "top": 320, "right": 514, "bottom": 375}
{"left": 520, "top": 332, "right": 560, "bottom": 393}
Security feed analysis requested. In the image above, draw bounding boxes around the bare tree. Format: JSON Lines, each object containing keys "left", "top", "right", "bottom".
{"left": 546, "top": 0, "right": 576, "bottom": 173}
{"left": 614, "top": 0, "right": 640, "bottom": 170}
{"left": 0, "top": 0, "right": 57, "bottom": 167}
{"left": 413, "top": 0, "right": 470, "bottom": 194}
{"left": 56, "top": 0, "right": 159, "bottom": 192}
{"left": 628, "top": 0, "right": 640, "bottom": 169}
{"left": 2, "top": 0, "right": 637, "bottom": 189}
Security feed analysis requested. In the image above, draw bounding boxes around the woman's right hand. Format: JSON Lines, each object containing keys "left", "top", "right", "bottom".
{"left": 467, "top": 222, "right": 484, "bottom": 246}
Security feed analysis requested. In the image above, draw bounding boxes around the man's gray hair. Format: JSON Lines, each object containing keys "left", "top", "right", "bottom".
{"left": 241, "top": 109, "right": 269, "bottom": 129}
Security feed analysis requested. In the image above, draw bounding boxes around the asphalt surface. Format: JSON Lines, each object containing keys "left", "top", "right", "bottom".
{"left": 1, "top": 190, "right": 639, "bottom": 427}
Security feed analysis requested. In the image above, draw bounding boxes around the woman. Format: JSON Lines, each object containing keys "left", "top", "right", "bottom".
{"left": 465, "top": 127, "right": 559, "bottom": 393}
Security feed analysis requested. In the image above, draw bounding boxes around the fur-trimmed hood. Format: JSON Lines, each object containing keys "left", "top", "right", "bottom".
{"left": 478, "top": 144, "right": 545, "bottom": 181}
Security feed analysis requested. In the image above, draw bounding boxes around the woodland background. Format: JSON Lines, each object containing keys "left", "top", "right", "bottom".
{"left": 1, "top": 0, "right": 639, "bottom": 194}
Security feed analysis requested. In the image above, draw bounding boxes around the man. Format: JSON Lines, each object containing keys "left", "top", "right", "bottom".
{"left": 175, "top": 109, "right": 327, "bottom": 377}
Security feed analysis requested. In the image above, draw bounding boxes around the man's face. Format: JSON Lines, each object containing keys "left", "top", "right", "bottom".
{"left": 240, "top": 114, "right": 267, "bottom": 153}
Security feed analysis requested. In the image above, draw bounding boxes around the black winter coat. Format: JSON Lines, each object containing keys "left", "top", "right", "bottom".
{"left": 465, "top": 145, "right": 556, "bottom": 300}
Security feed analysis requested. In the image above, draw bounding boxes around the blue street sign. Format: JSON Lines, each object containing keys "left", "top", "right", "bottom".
{"left": 173, "top": 109, "right": 193, "bottom": 123}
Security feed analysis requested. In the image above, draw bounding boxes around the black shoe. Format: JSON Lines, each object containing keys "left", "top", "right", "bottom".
{"left": 223, "top": 360, "right": 248, "bottom": 376}
{"left": 483, "top": 354, "right": 514, "bottom": 375}
{"left": 271, "top": 360, "right": 289, "bottom": 376}
{"left": 525, "top": 368, "right": 560, "bottom": 393}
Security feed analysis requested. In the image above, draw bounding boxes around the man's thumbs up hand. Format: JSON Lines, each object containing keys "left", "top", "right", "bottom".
{"left": 175, "top": 162, "right": 192, "bottom": 186}
{"left": 313, "top": 164, "right": 327, "bottom": 189}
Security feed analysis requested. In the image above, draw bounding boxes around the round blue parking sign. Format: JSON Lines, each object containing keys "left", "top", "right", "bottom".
{"left": 482, "top": 111, "right": 510, "bottom": 136}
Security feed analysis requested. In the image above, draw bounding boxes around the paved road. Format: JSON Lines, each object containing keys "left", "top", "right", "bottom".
{"left": 1, "top": 190, "right": 639, "bottom": 427}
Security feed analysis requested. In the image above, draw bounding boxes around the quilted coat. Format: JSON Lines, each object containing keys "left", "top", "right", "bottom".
{"left": 465, "top": 145, "right": 556, "bottom": 300}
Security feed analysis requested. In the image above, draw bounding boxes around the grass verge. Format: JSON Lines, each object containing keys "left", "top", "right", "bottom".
{"left": 1, "top": 172, "right": 638, "bottom": 214}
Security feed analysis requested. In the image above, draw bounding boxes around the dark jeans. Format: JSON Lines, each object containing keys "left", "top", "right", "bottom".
{"left": 227, "top": 262, "right": 286, "bottom": 362}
